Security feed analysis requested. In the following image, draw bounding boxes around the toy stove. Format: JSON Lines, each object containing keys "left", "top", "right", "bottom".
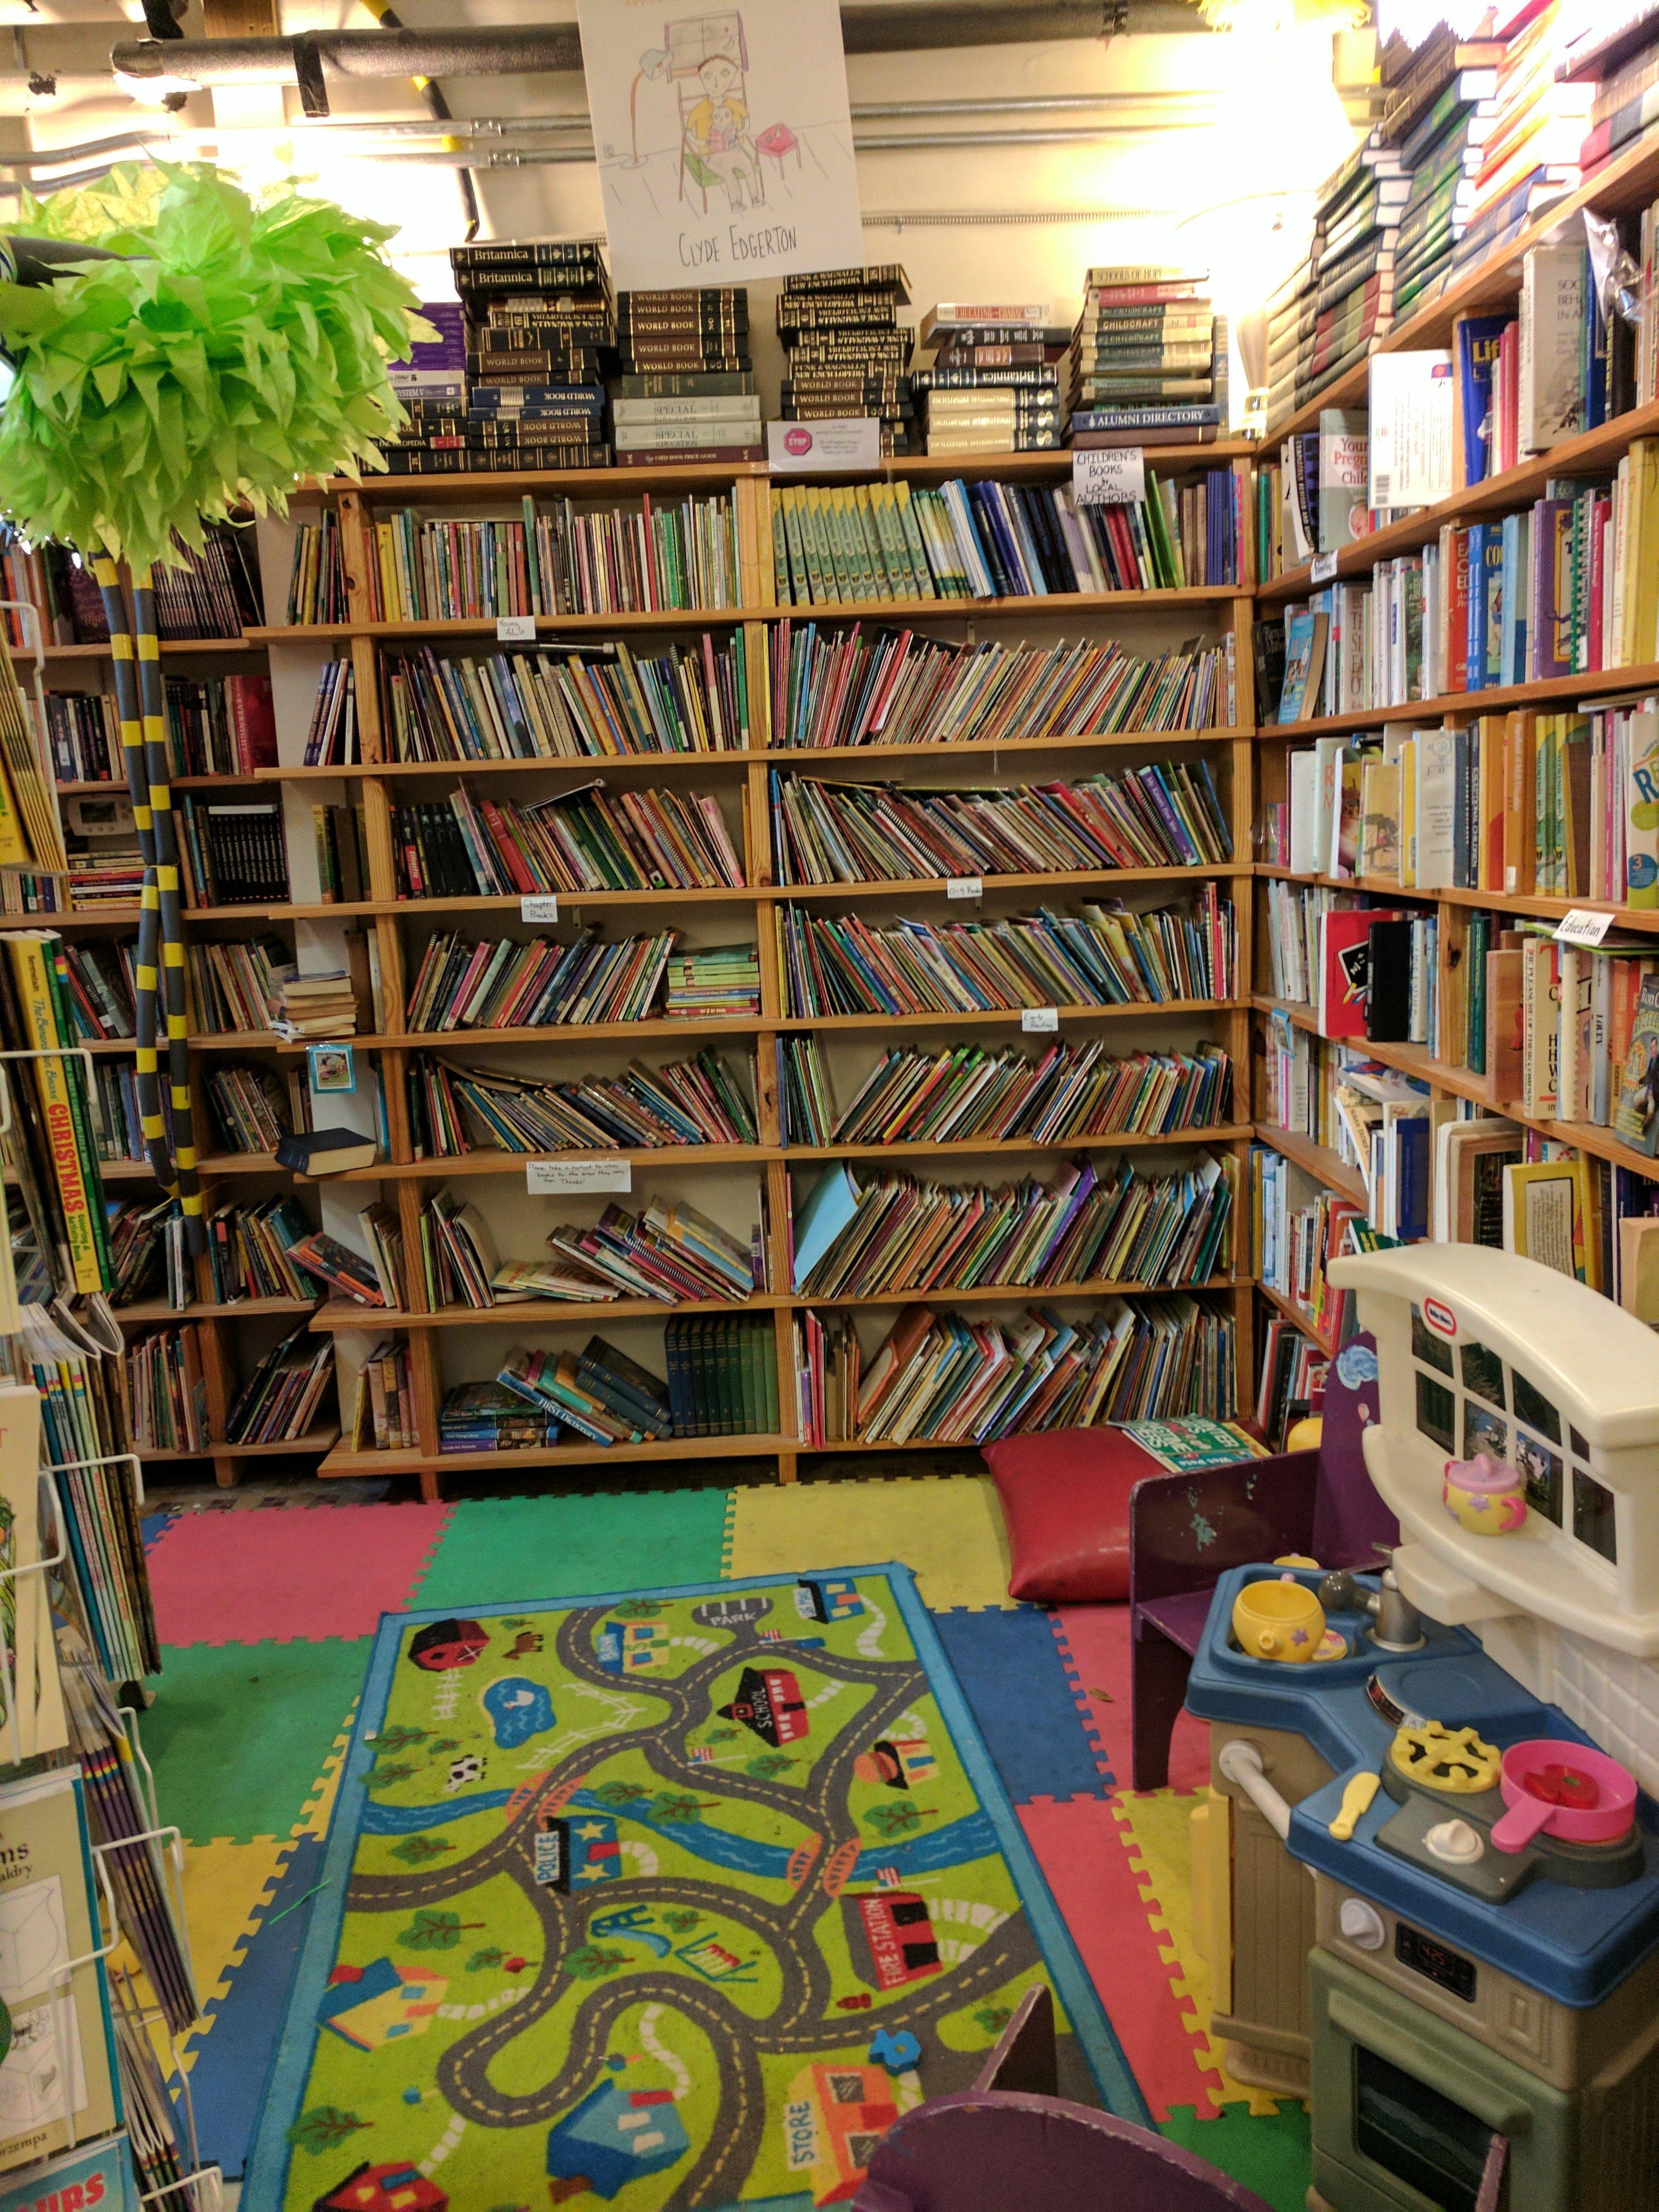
{"left": 1185, "top": 1246, "right": 1659, "bottom": 2212}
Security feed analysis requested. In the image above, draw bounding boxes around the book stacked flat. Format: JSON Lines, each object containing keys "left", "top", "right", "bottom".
{"left": 278, "top": 968, "right": 358, "bottom": 1039}
{"left": 439, "top": 1380, "right": 558, "bottom": 1455}
{"left": 499, "top": 1337, "right": 676, "bottom": 1446}
{"left": 1375, "top": 19, "right": 1502, "bottom": 317}
{"left": 61, "top": 792, "right": 143, "bottom": 910}
{"left": 385, "top": 243, "right": 614, "bottom": 475}
{"left": 663, "top": 942, "right": 761, "bottom": 1018}
{"left": 913, "top": 302, "right": 1068, "bottom": 456}
{"left": 776, "top": 266, "right": 916, "bottom": 456}
{"left": 1572, "top": 6, "right": 1659, "bottom": 180}
{"left": 613, "top": 287, "right": 761, "bottom": 464}
{"left": 1264, "top": 140, "right": 1410, "bottom": 433}
{"left": 1068, "top": 266, "right": 1225, "bottom": 450}
{"left": 1455, "top": 0, "right": 1589, "bottom": 269}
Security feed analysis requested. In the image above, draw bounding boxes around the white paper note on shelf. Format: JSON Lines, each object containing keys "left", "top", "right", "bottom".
{"left": 496, "top": 615, "right": 537, "bottom": 643}
{"left": 520, "top": 895, "right": 561, "bottom": 923}
{"left": 1021, "top": 1007, "right": 1060, "bottom": 1033}
{"left": 527, "top": 1158, "right": 632, "bottom": 1195}
{"left": 1073, "top": 446, "right": 1145, "bottom": 507}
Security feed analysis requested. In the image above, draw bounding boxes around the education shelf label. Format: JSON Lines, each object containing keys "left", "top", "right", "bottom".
{"left": 1310, "top": 550, "right": 1339, "bottom": 585}
{"left": 1073, "top": 446, "right": 1144, "bottom": 507}
{"left": 946, "top": 876, "right": 983, "bottom": 901}
{"left": 497, "top": 615, "right": 538, "bottom": 643}
{"left": 1021, "top": 1007, "right": 1060, "bottom": 1033}
{"left": 521, "top": 895, "right": 561, "bottom": 923}
{"left": 1554, "top": 907, "right": 1615, "bottom": 948}
{"left": 527, "top": 1157, "right": 632, "bottom": 1195}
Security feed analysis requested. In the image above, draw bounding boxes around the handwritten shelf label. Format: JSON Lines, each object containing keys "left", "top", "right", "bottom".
{"left": 527, "top": 1157, "right": 632, "bottom": 1195}
{"left": 1021, "top": 1007, "right": 1060, "bottom": 1033}
{"left": 520, "top": 895, "right": 560, "bottom": 923}
{"left": 1073, "top": 446, "right": 1144, "bottom": 507}
{"left": 1310, "top": 550, "right": 1339, "bottom": 585}
{"left": 497, "top": 614, "right": 537, "bottom": 643}
{"left": 1554, "top": 908, "right": 1615, "bottom": 948}
{"left": 946, "top": 875, "right": 983, "bottom": 901}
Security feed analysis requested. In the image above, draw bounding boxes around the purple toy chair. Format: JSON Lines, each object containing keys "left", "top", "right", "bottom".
{"left": 852, "top": 1989, "right": 1273, "bottom": 2211}
{"left": 1127, "top": 1333, "right": 1398, "bottom": 1790}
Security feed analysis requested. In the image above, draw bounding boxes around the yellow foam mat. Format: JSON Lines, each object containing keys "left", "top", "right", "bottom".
{"left": 726, "top": 1474, "right": 1014, "bottom": 1611}
{"left": 1113, "top": 1788, "right": 1289, "bottom": 2116}
{"left": 172, "top": 1836, "right": 292, "bottom": 2067}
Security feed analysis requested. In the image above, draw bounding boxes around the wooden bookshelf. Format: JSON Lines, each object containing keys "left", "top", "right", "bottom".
{"left": 7, "top": 452, "right": 1258, "bottom": 1496}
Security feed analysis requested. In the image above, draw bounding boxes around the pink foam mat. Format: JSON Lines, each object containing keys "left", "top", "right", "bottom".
{"left": 1053, "top": 1601, "right": 1212, "bottom": 1796}
{"left": 147, "top": 1502, "right": 452, "bottom": 1646}
{"left": 1019, "top": 1793, "right": 1216, "bottom": 2122}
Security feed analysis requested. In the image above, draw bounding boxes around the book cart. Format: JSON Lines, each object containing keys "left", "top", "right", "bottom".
{"left": 240, "top": 448, "right": 1260, "bottom": 1500}
{"left": 1249, "top": 123, "right": 1659, "bottom": 1368}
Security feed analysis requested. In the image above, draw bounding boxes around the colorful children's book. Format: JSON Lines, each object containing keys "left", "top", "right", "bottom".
{"left": 1119, "top": 1416, "right": 1266, "bottom": 1472}
{"left": 1276, "top": 609, "right": 1329, "bottom": 724}
{"left": 1613, "top": 972, "right": 1659, "bottom": 1156}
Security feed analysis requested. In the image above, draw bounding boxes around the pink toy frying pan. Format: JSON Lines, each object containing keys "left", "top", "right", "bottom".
{"left": 1489, "top": 1738, "right": 1637, "bottom": 1855}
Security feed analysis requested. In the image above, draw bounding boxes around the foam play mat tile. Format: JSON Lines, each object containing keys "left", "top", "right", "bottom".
{"left": 146, "top": 1638, "right": 372, "bottom": 1846}
{"left": 415, "top": 1487, "right": 732, "bottom": 1610}
{"left": 1159, "top": 2101, "right": 1313, "bottom": 2212}
{"left": 246, "top": 1566, "right": 1144, "bottom": 2209}
{"left": 930, "top": 1606, "right": 1111, "bottom": 1803}
{"left": 147, "top": 1501, "right": 452, "bottom": 1646}
{"left": 725, "top": 1475, "right": 1015, "bottom": 1611}
{"left": 177, "top": 1836, "right": 292, "bottom": 2019}
{"left": 1052, "top": 1599, "right": 1213, "bottom": 1795}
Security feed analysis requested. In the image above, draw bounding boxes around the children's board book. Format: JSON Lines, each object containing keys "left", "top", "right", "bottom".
{"left": 1119, "top": 1417, "right": 1267, "bottom": 1472}
{"left": 1613, "top": 972, "right": 1659, "bottom": 1155}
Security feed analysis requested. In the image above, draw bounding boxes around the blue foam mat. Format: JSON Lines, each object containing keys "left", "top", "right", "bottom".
{"left": 931, "top": 1604, "right": 1111, "bottom": 1802}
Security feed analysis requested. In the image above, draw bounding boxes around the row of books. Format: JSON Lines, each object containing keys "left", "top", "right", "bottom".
{"left": 790, "top": 1150, "right": 1233, "bottom": 1301}
{"left": 498, "top": 1321, "right": 777, "bottom": 1442}
{"left": 390, "top": 780, "right": 745, "bottom": 900}
{"left": 288, "top": 513, "right": 349, "bottom": 625}
{"left": 348, "top": 1337, "right": 416, "bottom": 1452}
{"left": 201, "top": 1063, "right": 301, "bottom": 1156}
{"left": 796, "top": 1292, "right": 1237, "bottom": 1446}
{"left": 187, "top": 934, "right": 290, "bottom": 1033}
{"left": 0, "top": 531, "right": 107, "bottom": 647}
{"left": 0, "top": 932, "right": 115, "bottom": 1299}
{"left": 348, "top": 491, "right": 744, "bottom": 622}
{"left": 108, "top": 1196, "right": 193, "bottom": 1306}
{"left": 224, "top": 1322, "right": 336, "bottom": 1444}
{"left": 303, "top": 660, "right": 357, "bottom": 766}
{"left": 407, "top": 1044, "right": 758, "bottom": 1157}
{"left": 175, "top": 794, "right": 290, "bottom": 908}
{"left": 1255, "top": 1309, "right": 1328, "bottom": 1451}
{"left": 769, "top": 762, "right": 1232, "bottom": 886}
{"left": 410, "top": 1187, "right": 761, "bottom": 1311}
{"left": 1266, "top": 705, "right": 1658, "bottom": 909}
{"left": 380, "top": 636, "right": 750, "bottom": 762}
{"left": 125, "top": 1325, "right": 210, "bottom": 1452}
{"left": 776, "top": 887, "right": 1236, "bottom": 1018}
{"left": 776, "top": 1034, "right": 1233, "bottom": 1148}
{"left": 205, "top": 1195, "right": 318, "bottom": 1306}
{"left": 768, "top": 470, "right": 1238, "bottom": 604}
{"left": 402, "top": 928, "right": 750, "bottom": 1033}
{"left": 764, "top": 625, "right": 1232, "bottom": 748}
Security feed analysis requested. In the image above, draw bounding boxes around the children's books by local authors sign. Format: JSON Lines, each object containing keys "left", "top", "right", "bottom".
{"left": 579, "top": 0, "right": 863, "bottom": 291}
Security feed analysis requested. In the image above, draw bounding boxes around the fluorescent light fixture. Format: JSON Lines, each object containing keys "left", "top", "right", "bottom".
{"left": 113, "top": 64, "right": 200, "bottom": 105}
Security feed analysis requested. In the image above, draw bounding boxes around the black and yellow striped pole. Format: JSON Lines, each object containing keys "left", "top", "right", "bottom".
{"left": 132, "top": 564, "right": 203, "bottom": 1253}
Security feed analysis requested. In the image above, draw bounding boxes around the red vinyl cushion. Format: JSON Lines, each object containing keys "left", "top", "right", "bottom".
{"left": 983, "top": 1427, "right": 1168, "bottom": 1603}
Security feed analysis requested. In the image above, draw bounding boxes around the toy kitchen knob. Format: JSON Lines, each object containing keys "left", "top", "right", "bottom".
{"left": 1425, "top": 1817, "right": 1485, "bottom": 1864}
{"left": 1442, "top": 1451, "right": 1527, "bottom": 1534}
{"left": 1338, "top": 1898, "right": 1386, "bottom": 1950}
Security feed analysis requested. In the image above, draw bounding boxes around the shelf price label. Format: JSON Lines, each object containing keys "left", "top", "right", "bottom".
{"left": 527, "top": 1157, "right": 632, "bottom": 1195}
{"left": 1310, "top": 550, "right": 1339, "bottom": 585}
{"left": 520, "top": 895, "right": 560, "bottom": 923}
{"left": 497, "top": 614, "right": 538, "bottom": 643}
{"left": 1021, "top": 1007, "right": 1060, "bottom": 1033}
{"left": 1554, "top": 907, "right": 1615, "bottom": 948}
{"left": 946, "top": 875, "right": 983, "bottom": 902}
{"left": 1072, "top": 445, "right": 1145, "bottom": 508}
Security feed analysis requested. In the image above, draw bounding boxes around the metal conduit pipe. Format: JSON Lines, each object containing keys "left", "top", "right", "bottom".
{"left": 110, "top": 1, "right": 1208, "bottom": 90}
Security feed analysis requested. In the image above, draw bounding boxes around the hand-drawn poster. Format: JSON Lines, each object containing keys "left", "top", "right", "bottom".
{"left": 579, "top": 0, "right": 866, "bottom": 291}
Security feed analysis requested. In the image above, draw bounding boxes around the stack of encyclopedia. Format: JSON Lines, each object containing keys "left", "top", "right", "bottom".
{"left": 1068, "top": 266, "right": 1227, "bottom": 451}
{"left": 776, "top": 267, "right": 916, "bottom": 456}
{"left": 1376, "top": 16, "right": 1503, "bottom": 317}
{"left": 912, "top": 300, "right": 1067, "bottom": 455}
{"left": 1573, "top": 7, "right": 1659, "bottom": 182}
{"left": 383, "top": 241, "right": 615, "bottom": 476}
{"left": 382, "top": 301, "right": 467, "bottom": 469}
{"left": 611, "top": 287, "right": 761, "bottom": 464}
{"left": 1264, "top": 139, "right": 1408, "bottom": 433}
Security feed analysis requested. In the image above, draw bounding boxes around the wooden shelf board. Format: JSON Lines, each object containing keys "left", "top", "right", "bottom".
{"left": 1256, "top": 659, "right": 1659, "bottom": 734}
{"left": 1259, "top": 395, "right": 1659, "bottom": 605}
{"left": 74, "top": 1031, "right": 286, "bottom": 1054}
{"left": 251, "top": 585, "right": 1244, "bottom": 649}
{"left": 321, "top": 1125, "right": 1249, "bottom": 1182}
{"left": 137, "top": 1426, "right": 339, "bottom": 1461}
{"left": 1256, "top": 1280, "right": 1337, "bottom": 1358}
{"left": 38, "top": 637, "right": 263, "bottom": 660}
{"left": 1264, "top": 126, "right": 1659, "bottom": 447}
{"left": 1250, "top": 1120, "right": 1369, "bottom": 1208}
{"left": 55, "top": 774, "right": 266, "bottom": 795}
{"left": 256, "top": 728, "right": 1247, "bottom": 781}
{"left": 288, "top": 864, "right": 1246, "bottom": 923}
{"left": 323, "top": 1431, "right": 795, "bottom": 1476}
{"left": 1252, "top": 863, "right": 1659, "bottom": 937}
{"left": 113, "top": 1297, "right": 319, "bottom": 1322}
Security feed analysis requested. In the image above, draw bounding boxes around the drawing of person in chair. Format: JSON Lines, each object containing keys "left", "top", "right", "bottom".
{"left": 684, "top": 49, "right": 766, "bottom": 211}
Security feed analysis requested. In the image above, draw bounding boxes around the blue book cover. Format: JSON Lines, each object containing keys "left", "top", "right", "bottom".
{"left": 1456, "top": 313, "right": 1510, "bottom": 485}
{"left": 0, "top": 2138, "right": 139, "bottom": 2212}
{"left": 1464, "top": 522, "right": 1487, "bottom": 690}
{"left": 1499, "top": 512, "right": 1525, "bottom": 686}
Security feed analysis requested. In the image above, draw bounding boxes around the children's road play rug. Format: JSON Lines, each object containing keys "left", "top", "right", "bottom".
{"left": 246, "top": 1563, "right": 1142, "bottom": 2210}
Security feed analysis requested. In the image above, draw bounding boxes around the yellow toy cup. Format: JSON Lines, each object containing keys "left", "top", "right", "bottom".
{"left": 1232, "top": 1578, "right": 1326, "bottom": 1664}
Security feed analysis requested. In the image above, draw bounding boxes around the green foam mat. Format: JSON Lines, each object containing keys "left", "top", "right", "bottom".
{"left": 414, "top": 1487, "right": 732, "bottom": 1610}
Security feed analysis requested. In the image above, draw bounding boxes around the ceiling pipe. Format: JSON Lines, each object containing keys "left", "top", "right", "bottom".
{"left": 110, "top": 2, "right": 1209, "bottom": 97}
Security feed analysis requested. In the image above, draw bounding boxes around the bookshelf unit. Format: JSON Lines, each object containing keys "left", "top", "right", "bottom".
{"left": 1248, "top": 132, "right": 1659, "bottom": 1394}
{"left": 240, "top": 446, "right": 1259, "bottom": 1497}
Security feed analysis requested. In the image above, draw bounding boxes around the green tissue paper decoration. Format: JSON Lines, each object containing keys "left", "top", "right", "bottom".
{"left": 0, "top": 160, "right": 432, "bottom": 569}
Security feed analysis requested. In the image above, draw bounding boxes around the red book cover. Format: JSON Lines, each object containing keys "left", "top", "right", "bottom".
{"left": 1318, "top": 908, "right": 1402, "bottom": 1039}
{"left": 226, "top": 674, "right": 277, "bottom": 773}
{"left": 1447, "top": 530, "right": 1470, "bottom": 693}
